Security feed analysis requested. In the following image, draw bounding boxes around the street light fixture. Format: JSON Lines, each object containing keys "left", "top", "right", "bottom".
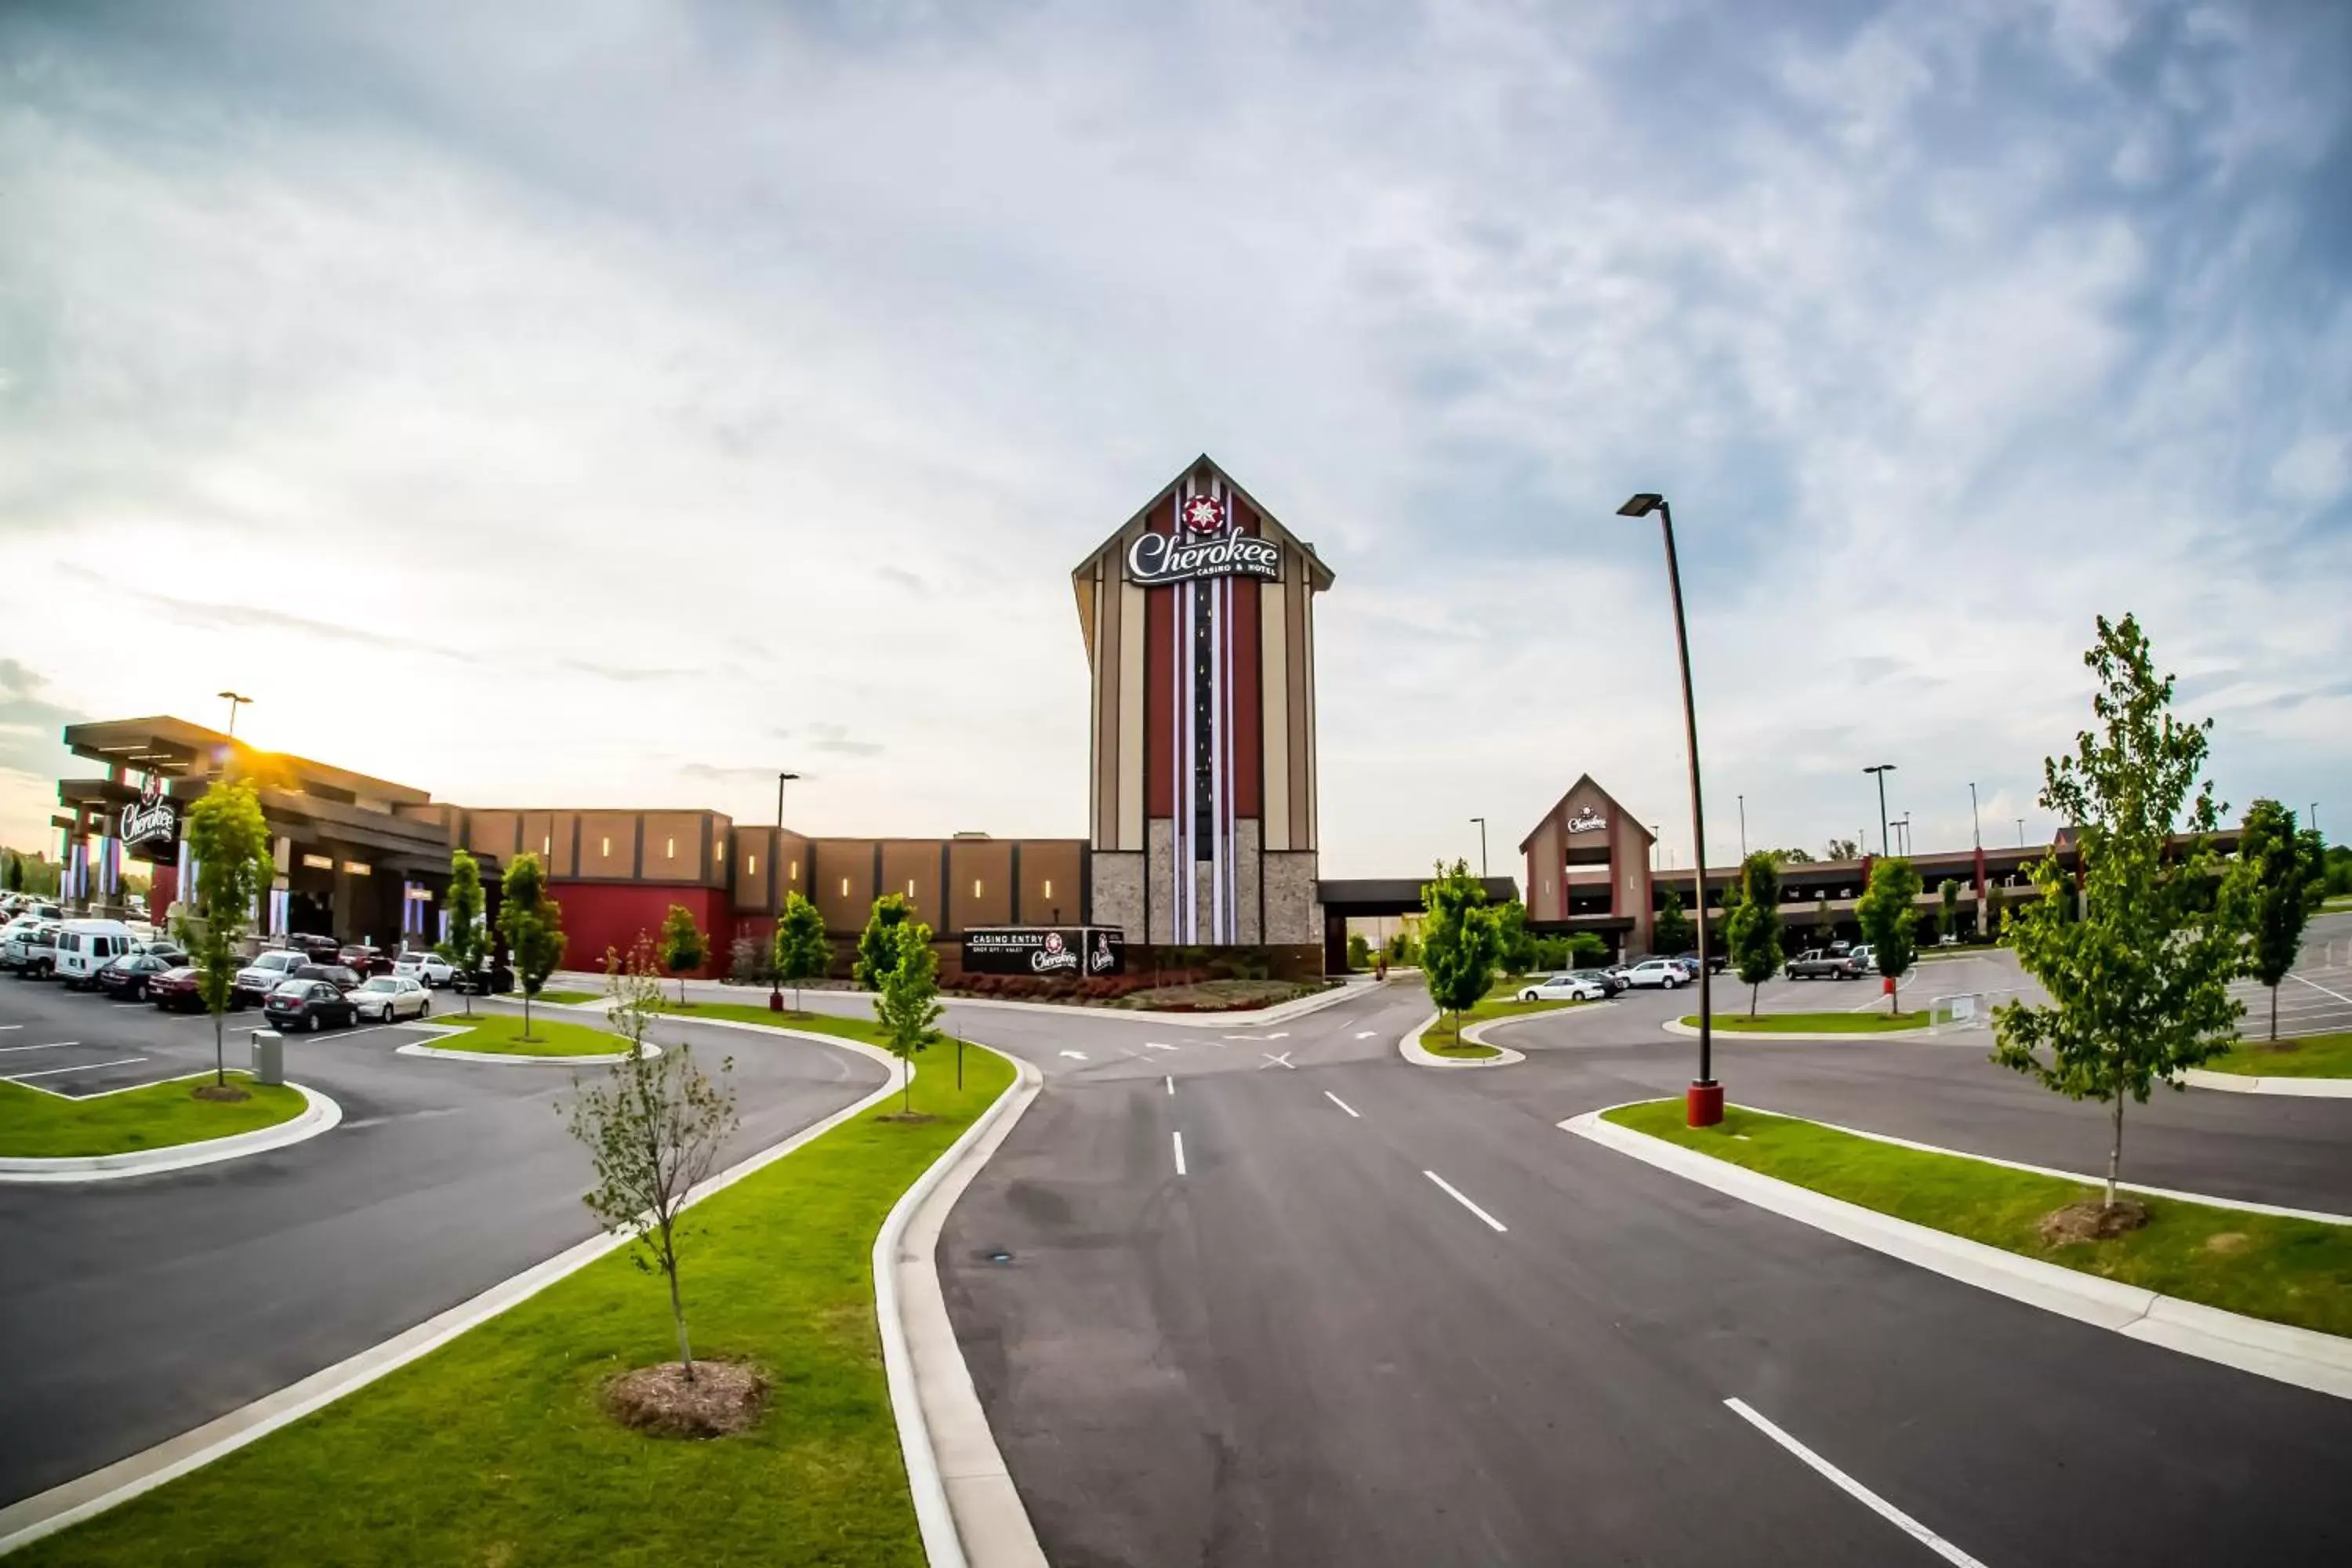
{"left": 218, "top": 691, "right": 252, "bottom": 738}
{"left": 1863, "top": 764, "right": 1896, "bottom": 858}
{"left": 2017, "top": 818, "right": 2027, "bottom": 849}
{"left": 769, "top": 771, "right": 801, "bottom": 1012}
{"left": 1471, "top": 816, "right": 1488, "bottom": 880}
{"left": 1617, "top": 491, "right": 1721, "bottom": 1127}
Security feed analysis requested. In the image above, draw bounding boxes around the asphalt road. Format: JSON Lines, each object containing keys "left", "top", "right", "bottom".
{"left": 938, "top": 968, "right": 2352, "bottom": 1566}
{"left": 0, "top": 980, "right": 886, "bottom": 1508}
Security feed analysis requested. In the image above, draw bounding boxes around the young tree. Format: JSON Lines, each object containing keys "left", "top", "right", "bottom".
{"left": 437, "top": 848, "right": 488, "bottom": 1018}
{"left": 855, "top": 891, "right": 913, "bottom": 991}
{"left": 1725, "top": 852, "right": 1784, "bottom": 1017}
{"left": 1652, "top": 884, "right": 1693, "bottom": 954}
{"left": 1345, "top": 931, "right": 1372, "bottom": 970}
{"left": 1420, "top": 859, "right": 1502, "bottom": 1042}
{"left": 659, "top": 902, "right": 707, "bottom": 1005}
{"left": 1992, "top": 613, "right": 2242, "bottom": 1212}
{"left": 566, "top": 941, "right": 739, "bottom": 1383}
{"left": 1492, "top": 900, "right": 1537, "bottom": 975}
{"left": 177, "top": 780, "right": 274, "bottom": 1090}
{"left": 2224, "top": 800, "right": 2325, "bottom": 1041}
{"left": 771, "top": 891, "right": 831, "bottom": 1014}
{"left": 873, "top": 918, "right": 943, "bottom": 1113}
{"left": 1855, "top": 856, "right": 1922, "bottom": 1013}
{"left": 1937, "top": 878, "right": 1961, "bottom": 943}
{"left": 499, "top": 851, "right": 567, "bottom": 1041}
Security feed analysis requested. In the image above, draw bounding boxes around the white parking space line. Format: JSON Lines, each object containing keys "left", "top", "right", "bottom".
{"left": 1423, "top": 1171, "right": 1507, "bottom": 1232}
{"left": 111, "top": 1002, "right": 147, "bottom": 1009}
{"left": 5, "top": 1056, "right": 147, "bottom": 1081}
{"left": 1145, "top": 1041, "right": 1178, "bottom": 1051}
{"left": 1324, "top": 1091, "right": 1359, "bottom": 1119}
{"left": 2287, "top": 971, "right": 2352, "bottom": 1007}
{"left": 0, "top": 1040, "right": 79, "bottom": 1054}
{"left": 0, "top": 1024, "right": 20, "bottom": 1031}
{"left": 1171, "top": 1130, "right": 1187, "bottom": 1176}
{"left": 1165, "top": 1075, "right": 1174, "bottom": 1096}
{"left": 1724, "top": 1398, "right": 1987, "bottom": 1566}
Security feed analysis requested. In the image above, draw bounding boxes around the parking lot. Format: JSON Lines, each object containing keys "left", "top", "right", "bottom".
{"left": 0, "top": 977, "right": 415, "bottom": 1097}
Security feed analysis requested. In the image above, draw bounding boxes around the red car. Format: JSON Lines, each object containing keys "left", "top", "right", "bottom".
{"left": 149, "top": 966, "right": 208, "bottom": 1011}
{"left": 96, "top": 953, "right": 176, "bottom": 1001}
{"left": 337, "top": 945, "right": 394, "bottom": 977}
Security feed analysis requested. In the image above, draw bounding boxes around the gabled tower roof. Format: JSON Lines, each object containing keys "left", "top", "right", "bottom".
{"left": 1518, "top": 774, "right": 1656, "bottom": 854}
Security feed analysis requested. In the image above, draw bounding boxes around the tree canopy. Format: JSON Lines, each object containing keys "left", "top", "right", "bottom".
{"left": 1855, "top": 855, "right": 1922, "bottom": 1011}
{"left": 2223, "top": 799, "right": 2325, "bottom": 1041}
{"left": 1421, "top": 859, "right": 1502, "bottom": 1033}
{"left": 855, "top": 891, "right": 914, "bottom": 991}
{"left": 1725, "top": 852, "right": 1784, "bottom": 1016}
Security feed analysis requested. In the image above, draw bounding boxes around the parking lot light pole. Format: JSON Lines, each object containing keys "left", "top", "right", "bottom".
{"left": 769, "top": 771, "right": 800, "bottom": 1011}
{"left": 1864, "top": 764, "right": 1895, "bottom": 858}
{"left": 1617, "top": 492, "right": 1720, "bottom": 1127}
{"left": 2017, "top": 818, "right": 2026, "bottom": 849}
{"left": 218, "top": 691, "right": 252, "bottom": 738}
{"left": 1472, "top": 816, "right": 1488, "bottom": 880}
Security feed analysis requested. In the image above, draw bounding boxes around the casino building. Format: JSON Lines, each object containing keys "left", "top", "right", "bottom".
{"left": 47, "top": 455, "right": 1358, "bottom": 978}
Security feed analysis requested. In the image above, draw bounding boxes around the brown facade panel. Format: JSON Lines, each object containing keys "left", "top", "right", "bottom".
{"left": 776, "top": 831, "right": 810, "bottom": 905}
{"left": 810, "top": 840, "right": 877, "bottom": 933}
{"left": 1018, "top": 840, "right": 1083, "bottom": 926}
{"left": 640, "top": 811, "right": 707, "bottom": 884}
{"left": 466, "top": 811, "right": 521, "bottom": 862}
{"left": 576, "top": 812, "right": 638, "bottom": 880}
{"left": 732, "top": 826, "right": 775, "bottom": 915}
{"left": 880, "top": 841, "right": 944, "bottom": 928}
{"left": 947, "top": 839, "right": 1014, "bottom": 932}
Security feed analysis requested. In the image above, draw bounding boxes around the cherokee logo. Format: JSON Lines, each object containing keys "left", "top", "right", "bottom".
{"left": 1181, "top": 493, "right": 1226, "bottom": 535}
{"left": 120, "top": 774, "right": 180, "bottom": 850}
{"left": 1031, "top": 930, "right": 1079, "bottom": 974}
{"left": 1566, "top": 806, "right": 1607, "bottom": 833}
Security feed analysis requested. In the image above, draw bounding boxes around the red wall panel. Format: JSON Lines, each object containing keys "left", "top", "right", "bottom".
{"left": 546, "top": 882, "right": 731, "bottom": 978}
{"left": 1142, "top": 495, "right": 1178, "bottom": 819}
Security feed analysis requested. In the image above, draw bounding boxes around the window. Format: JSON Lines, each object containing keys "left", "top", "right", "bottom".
{"left": 345, "top": 862, "right": 371, "bottom": 877}
{"left": 302, "top": 853, "right": 334, "bottom": 870}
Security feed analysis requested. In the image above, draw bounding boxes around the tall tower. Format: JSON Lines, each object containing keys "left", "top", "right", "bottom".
{"left": 1072, "top": 455, "right": 1334, "bottom": 964}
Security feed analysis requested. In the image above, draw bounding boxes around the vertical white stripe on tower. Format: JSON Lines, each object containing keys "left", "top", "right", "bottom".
{"left": 1177, "top": 478, "right": 1196, "bottom": 943}
{"left": 1208, "top": 507, "right": 1223, "bottom": 946}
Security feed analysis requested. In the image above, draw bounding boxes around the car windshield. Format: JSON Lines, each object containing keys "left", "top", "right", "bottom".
{"left": 271, "top": 980, "right": 309, "bottom": 996}
{"left": 362, "top": 978, "right": 397, "bottom": 992}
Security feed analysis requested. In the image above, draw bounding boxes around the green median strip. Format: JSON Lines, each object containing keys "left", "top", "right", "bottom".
{"left": 1602, "top": 1100, "right": 2352, "bottom": 1339}
{"left": 425, "top": 1014, "right": 630, "bottom": 1057}
{"left": 20, "top": 1020, "right": 1014, "bottom": 1566}
{"left": 1683, "top": 1011, "right": 1926, "bottom": 1033}
{"left": 2208, "top": 1029, "right": 2352, "bottom": 1080}
{"left": 0, "top": 1073, "right": 306, "bottom": 1159}
{"left": 1422, "top": 993, "right": 1596, "bottom": 1058}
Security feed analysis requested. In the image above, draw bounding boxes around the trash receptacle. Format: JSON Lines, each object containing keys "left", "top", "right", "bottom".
{"left": 250, "top": 1029, "right": 285, "bottom": 1087}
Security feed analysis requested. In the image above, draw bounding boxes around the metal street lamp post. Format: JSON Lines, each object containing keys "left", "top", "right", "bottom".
{"left": 769, "top": 771, "right": 800, "bottom": 1011}
{"left": 1472, "top": 816, "right": 1488, "bottom": 881}
{"left": 1737, "top": 793, "right": 1747, "bottom": 861}
{"left": 1969, "top": 782, "right": 1984, "bottom": 937}
{"left": 218, "top": 691, "right": 252, "bottom": 738}
{"left": 2017, "top": 818, "right": 2027, "bottom": 849}
{"left": 1863, "top": 764, "right": 1895, "bottom": 858}
{"left": 1617, "top": 492, "right": 1720, "bottom": 1127}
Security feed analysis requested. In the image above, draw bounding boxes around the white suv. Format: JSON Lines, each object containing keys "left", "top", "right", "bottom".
{"left": 394, "top": 951, "right": 456, "bottom": 988}
{"left": 1623, "top": 958, "right": 1689, "bottom": 990}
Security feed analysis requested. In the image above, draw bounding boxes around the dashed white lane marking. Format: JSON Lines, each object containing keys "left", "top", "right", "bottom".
{"left": 1260, "top": 1052, "right": 1295, "bottom": 1070}
{"left": 0, "top": 1040, "right": 79, "bottom": 1054}
{"left": 0, "top": 1024, "right": 20, "bottom": 1031}
{"left": 1165, "top": 1075, "right": 1174, "bottom": 1096}
{"left": 1145, "top": 1041, "right": 1178, "bottom": 1051}
{"left": 1423, "top": 1171, "right": 1507, "bottom": 1232}
{"left": 111, "top": 1002, "right": 147, "bottom": 1009}
{"left": 1324, "top": 1091, "right": 1359, "bottom": 1118}
{"left": 1354, "top": 1031, "right": 1377, "bottom": 1040}
{"left": 1265, "top": 1031, "right": 1290, "bottom": 1040}
{"left": 1058, "top": 1050, "right": 1088, "bottom": 1061}
{"left": 1723, "top": 1398, "right": 1988, "bottom": 1566}
{"left": 5, "top": 1055, "right": 147, "bottom": 1081}
{"left": 1172, "top": 1131, "right": 1187, "bottom": 1176}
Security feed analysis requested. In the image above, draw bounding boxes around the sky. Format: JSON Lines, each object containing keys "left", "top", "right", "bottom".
{"left": 2, "top": 0, "right": 2347, "bottom": 879}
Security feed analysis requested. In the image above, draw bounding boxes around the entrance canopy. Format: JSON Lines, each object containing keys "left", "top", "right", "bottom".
{"left": 1316, "top": 877, "right": 1521, "bottom": 918}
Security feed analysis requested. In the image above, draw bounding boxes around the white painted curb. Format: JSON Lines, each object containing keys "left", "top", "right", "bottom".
{"left": 562, "top": 970, "right": 1374, "bottom": 1030}
{"left": 1661, "top": 1018, "right": 1933, "bottom": 1042}
{"left": 1563, "top": 1105, "right": 2352, "bottom": 1403}
{"left": 394, "top": 1040, "right": 662, "bottom": 1067}
{"left": 0, "top": 1082, "right": 342, "bottom": 1185}
{"left": 2182, "top": 1067, "right": 2352, "bottom": 1098}
{"left": 876, "top": 1047, "right": 1050, "bottom": 1568}
{"left": 0, "top": 1027, "right": 903, "bottom": 1555}
{"left": 1400, "top": 1011, "right": 1524, "bottom": 1069}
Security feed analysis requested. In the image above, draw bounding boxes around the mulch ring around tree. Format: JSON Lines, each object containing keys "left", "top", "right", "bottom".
{"left": 2038, "top": 1198, "right": 2151, "bottom": 1246}
{"left": 603, "top": 1359, "right": 768, "bottom": 1439}
{"left": 191, "top": 1083, "right": 252, "bottom": 1103}
{"left": 873, "top": 1111, "right": 942, "bottom": 1125}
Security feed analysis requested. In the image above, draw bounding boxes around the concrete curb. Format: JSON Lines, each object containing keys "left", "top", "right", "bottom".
{"left": 0, "top": 1029, "right": 905, "bottom": 1555}
{"left": 1563, "top": 1105, "right": 2352, "bottom": 1403}
{"left": 876, "top": 1047, "right": 1049, "bottom": 1568}
{"left": 2182, "top": 1067, "right": 2352, "bottom": 1098}
{"left": 1661, "top": 1018, "right": 1933, "bottom": 1043}
{"left": 0, "top": 1082, "right": 342, "bottom": 1185}
{"left": 1401, "top": 1011, "right": 1524, "bottom": 1069}
{"left": 562, "top": 971, "right": 1375, "bottom": 1030}
{"left": 394, "top": 1040, "right": 662, "bottom": 1067}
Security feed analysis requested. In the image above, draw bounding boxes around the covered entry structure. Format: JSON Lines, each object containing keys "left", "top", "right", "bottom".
{"left": 1316, "top": 876, "right": 1520, "bottom": 974}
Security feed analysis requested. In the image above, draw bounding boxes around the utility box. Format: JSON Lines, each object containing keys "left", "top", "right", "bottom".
{"left": 249, "top": 1029, "right": 285, "bottom": 1087}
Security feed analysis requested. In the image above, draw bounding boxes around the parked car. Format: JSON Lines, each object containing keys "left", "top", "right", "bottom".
{"left": 281, "top": 933, "right": 343, "bottom": 962}
{"left": 96, "top": 951, "right": 177, "bottom": 1001}
{"left": 1622, "top": 957, "right": 1690, "bottom": 990}
{"left": 293, "top": 963, "right": 365, "bottom": 993}
{"left": 56, "top": 919, "right": 139, "bottom": 989}
{"left": 452, "top": 960, "right": 515, "bottom": 996}
{"left": 264, "top": 978, "right": 359, "bottom": 1032}
{"left": 1785, "top": 949, "right": 1867, "bottom": 980}
{"left": 1516, "top": 972, "right": 1610, "bottom": 1003}
{"left": 1673, "top": 949, "right": 1729, "bottom": 976}
{"left": 149, "top": 966, "right": 208, "bottom": 1011}
{"left": 232, "top": 949, "right": 310, "bottom": 1006}
{"left": 354, "top": 975, "right": 432, "bottom": 1022}
{"left": 393, "top": 950, "right": 456, "bottom": 988}
{"left": 1849, "top": 944, "right": 1877, "bottom": 972}
{"left": 4, "top": 920, "right": 62, "bottom": 978}
{"left": 0, "top": 916, "right": 48, "bottom": 971}
{"left": 1570, "top": 967, "right": 1628, "bottom": 996}
{"left": 338, "top": 944, "right": 394, "bottom": 977}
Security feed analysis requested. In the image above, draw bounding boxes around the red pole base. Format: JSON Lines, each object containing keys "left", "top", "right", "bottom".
{"left": 768, "top": 990, "right": 784, "bottom": 1012}
{"left": 1686, "top": 1080, "right": 1725, "bottom": 1127}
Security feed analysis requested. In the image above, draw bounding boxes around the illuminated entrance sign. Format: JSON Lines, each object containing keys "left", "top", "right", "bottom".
{"left": 1566, "top": 805, "right": 1607, "bottom": 833}
{"left": 119, "top": 775, "right": 180, "bottom": 852}
{"left": 1126, "top": 495, "right": 1283, "bottom": 588}
{"left": 962, "top": 926, "right": 1125, "bottom": 977}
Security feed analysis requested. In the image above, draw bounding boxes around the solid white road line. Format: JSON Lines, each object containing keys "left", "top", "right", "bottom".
{"left": 0, "top": 1040, "right": 78, "bottom": 1054}
{"left": 0, "top": 1024, "right": 20, "bottom": 1031}
{"left": 1265, "top": 1031, "right": 1289, "bottom": 1040}
{"left": 1172, "top": 1130, "right": 1187, "bottom": 1176}
{"left": 1722, "top": 1398, "right": 1987, "bottom": 1567}
{"left": 2288, "top": 970, "right": 2352, "bottom": 1007}
{"left": 1324, "top": 1091, "right": 1359, "bottom": 1119}
{"left": 1165, "top": 1075, "right": 1174, "bottom": 1096}
{"left": 5, "top": 1057, "right": 147, "bottom": 1081}
{"left": 1423, "top": 1170, "right": 1507, "bottom": 1232}
{"left": 1145, "top": 1041, "right": 1178, "bottom": 1051}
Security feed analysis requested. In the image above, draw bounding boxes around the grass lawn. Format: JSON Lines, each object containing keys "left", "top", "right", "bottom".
{"left": 1420, "top": 993, "right": 1592, "bottom": 1058}
{"left": 427, "top": 1013, "right": 630, "bottom": 1057}
{"left": 2209, "top": 1030, "right": 2352, "bottom": 1079}
{"left": 1684, "top": 1011, "right": 1928, "bottom": 1033}
{"left": 1605, "top": 1100, "right": 2352, "bottom": 1338}
{"left": 22, "top": 1022, "right": 1016, "bottom": 1567}
{"left": 502, "top": 988, "right": 599, "bottom": 1007}
{"left": 0, "top": 1072, "right": 306, "bottom": 1159}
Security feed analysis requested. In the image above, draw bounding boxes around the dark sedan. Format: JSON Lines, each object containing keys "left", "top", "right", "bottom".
{"left": 452, "top": 961, "right": 515, "bottom": 996}
{"left": 96, "top": 953, "right": 176, "bottom": 1001}
{"left": 263, "top": 978, "right": 358, "bottom": 1032}
{"left": 149, "top": 966, "right": 208, "bottom": 1012}
{"left": 292, "top": 963, "right": 365, "bottom": 993}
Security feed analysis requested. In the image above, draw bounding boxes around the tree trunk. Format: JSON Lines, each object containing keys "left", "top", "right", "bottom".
{"left": 522, "top": 990, "right": 532, "bottom": 1040}
{"left": 1750, "top": 981, "right": 1759, "bottom": 1018}
{"left": 2270, "top": 982, "right": 2279, "bottom": 1042}
{"left": 902, "top": 1055, "right": 912, "bottom": 1114}
{"left": 2105, "top": 1094, "right": 2125, "bottom": 1210}
{"left": 666, "top": 1257, "right": 694, "bottom": 1380}
{"left": 213, "top": 1008, "right": 226, "bottom": 1087}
